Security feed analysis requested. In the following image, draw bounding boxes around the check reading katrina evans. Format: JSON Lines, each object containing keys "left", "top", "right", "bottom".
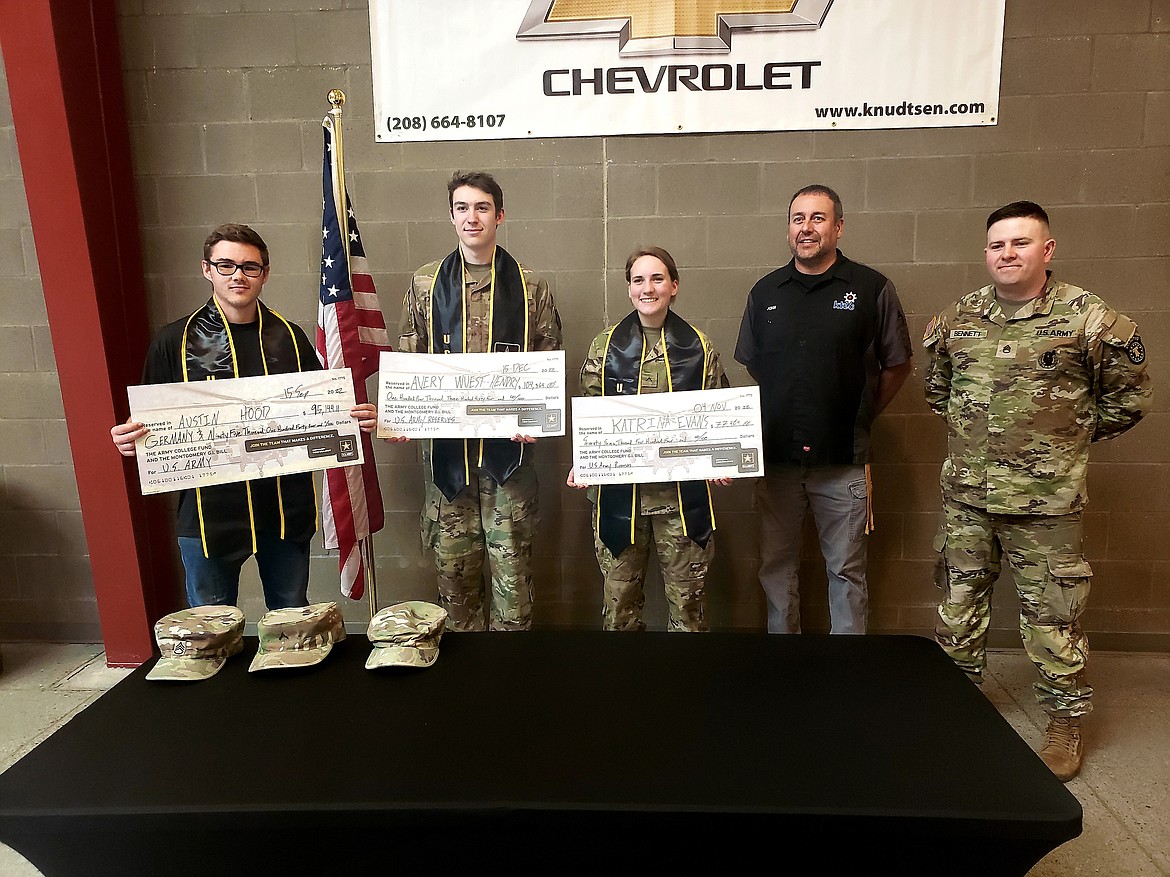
{"left": 127, "top": 369, "right": 362, "bottom": 496}
{"left": 377, "top": 351, "right": 566, "bottom": 439}
{"left": 572, "top": 387, "right": 763, "bottom": 485}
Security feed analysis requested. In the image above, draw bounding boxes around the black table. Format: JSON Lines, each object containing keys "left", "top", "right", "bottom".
{"left": 0, "top": 632, "right": 1080, "bottom": 875}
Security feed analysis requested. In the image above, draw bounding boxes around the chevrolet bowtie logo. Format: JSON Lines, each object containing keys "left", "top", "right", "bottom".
{"left": 518, "top": 0, "right": 833, "bottom": 56}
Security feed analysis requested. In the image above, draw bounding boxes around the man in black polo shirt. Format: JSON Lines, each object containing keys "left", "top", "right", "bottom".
{"left": 735, "top": 185, "right": 912, "bottom": 634}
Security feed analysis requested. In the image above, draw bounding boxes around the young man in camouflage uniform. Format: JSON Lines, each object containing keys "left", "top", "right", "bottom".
{"left": 924, "top": 201, "right": 1151, "bottom": 782}
{"left": 398, "top": 171, "right": 562, "bottom": 631}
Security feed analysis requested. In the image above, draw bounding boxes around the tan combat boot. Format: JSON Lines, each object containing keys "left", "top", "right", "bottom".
{"left": 1038, "top": 716, "right": 1083, "bottom": 782}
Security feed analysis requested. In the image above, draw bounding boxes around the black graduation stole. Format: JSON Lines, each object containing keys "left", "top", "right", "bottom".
{"left": 181, "top": 298, "right": 307, "bottom": 558}
{"left": 596, "top": 310, "right": 715, "bottom": 557}
{"left": 182, "top": 298, "right": 303, "bottom": 382}
{"left": 428, "top": 246, "right": 529, "bottom": 501}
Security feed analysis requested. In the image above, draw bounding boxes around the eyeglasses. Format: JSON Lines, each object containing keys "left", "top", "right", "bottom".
{"left": 206, "top": 259, "right": 266, "bottom": 278}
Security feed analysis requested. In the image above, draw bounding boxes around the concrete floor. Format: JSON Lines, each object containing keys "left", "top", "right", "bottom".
{"left": 0, "top": 644, "right": 1166, "bottom": 875}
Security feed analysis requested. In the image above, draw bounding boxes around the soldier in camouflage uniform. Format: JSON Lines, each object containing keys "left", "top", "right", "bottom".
{"left": 568, "top": 247, "right": 729, "bottom": 632}
{"left": 924, "top": 201, "right": 1150, "bottom": 782}
{"left": 398, "top": 172, "right": 562, "bottom": 632}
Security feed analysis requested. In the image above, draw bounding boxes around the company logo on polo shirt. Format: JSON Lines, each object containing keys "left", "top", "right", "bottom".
{"left": 832, "top": 291, "right": 856, "bottom": 311}
{"left": 517, "top": 0, "right": 834, "bottom": 56}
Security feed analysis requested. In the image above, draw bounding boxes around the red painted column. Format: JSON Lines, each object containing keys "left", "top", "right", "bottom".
{"left": 0, "top": 0, "right": 175, "bottom": 664}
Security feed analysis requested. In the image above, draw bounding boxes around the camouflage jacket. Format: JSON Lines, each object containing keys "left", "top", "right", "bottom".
{"left": 923, "top": 277, "right": 1150, "bottom": 515}
{"left": 580, "top": 317, "right": 728, "bottom": 514}
{"left": 397, "top": 256, "right": 562, "bottom": 354}
{"left": 400, "top": 255, "right": 563, "bottom": 481}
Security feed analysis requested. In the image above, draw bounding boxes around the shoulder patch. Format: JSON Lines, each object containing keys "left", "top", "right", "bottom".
{"left": 1126, "top": 334, "right": 1146, "bottom": 365}
{"left": 922, "top": 315, "right": 943, "bottom": 347}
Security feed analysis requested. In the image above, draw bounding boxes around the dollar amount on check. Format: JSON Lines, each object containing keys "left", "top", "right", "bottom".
{"left": 377, "top": 351, "right": 566, "bottom": 439}
{"left": 572, "top": 387, "right": 763, "bottom": 485}
{"left": 127, "top": 369, "right": 362, "bottom": 495}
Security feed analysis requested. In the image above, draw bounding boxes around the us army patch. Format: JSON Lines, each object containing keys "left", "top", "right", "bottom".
{"left": 1126, "top": 334, "right": 1146, "bottom": 365}
{"left": 1039, "top": 349, "right": 1058, "bottom": 370}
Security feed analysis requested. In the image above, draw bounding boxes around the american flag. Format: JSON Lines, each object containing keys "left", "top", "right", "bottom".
{"left": 316, "top": 112, "right": 391, "bottom": 600}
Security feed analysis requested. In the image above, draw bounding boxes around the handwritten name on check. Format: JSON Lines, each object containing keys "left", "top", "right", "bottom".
{"left": 377, "top": 351, "right": 566, "bottom": 439}
{"left": 127, "top": 369, "right": 361, "bottom": 495}
{"left": 572, "top": 387, "right": 763, "bottom": 485}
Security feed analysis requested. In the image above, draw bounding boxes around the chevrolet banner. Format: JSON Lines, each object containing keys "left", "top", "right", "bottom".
{"left": 368, "top": 0, "right": 1006, "bottom": 142}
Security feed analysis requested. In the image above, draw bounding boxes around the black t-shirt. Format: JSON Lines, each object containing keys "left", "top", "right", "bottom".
{"left": 142, "top": 312, "right": 321, "bottom": 542}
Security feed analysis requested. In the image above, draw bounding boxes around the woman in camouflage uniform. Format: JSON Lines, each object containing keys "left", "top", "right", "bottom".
{"left": 567, "top": 247, "right": 729, "bottom": 632}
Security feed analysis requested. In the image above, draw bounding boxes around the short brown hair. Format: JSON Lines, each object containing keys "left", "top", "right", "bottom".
{"left": 202, "top": 223, "right": 269, "bottom": 266}
{"left": 986, "top": 200, "right": 1050, "bottom": 231}
{"left": 448, "top": 171, "right": 504, "bottom": 213}
{"left": 625, "top": 246, "right": 679, "bottom": 284}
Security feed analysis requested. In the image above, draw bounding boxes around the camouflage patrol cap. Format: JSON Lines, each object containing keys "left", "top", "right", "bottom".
{"left": 248, "top": 602, "right": 346, "bottom": 672}
{"left": 365, "top": 601, "right": 448, "bottom": 670}
{"left": 145, "top": 605, "right": 245, "bottom": 682}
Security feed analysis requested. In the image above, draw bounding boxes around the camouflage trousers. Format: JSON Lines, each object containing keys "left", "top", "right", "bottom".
{"left": 594, "top": 509, "right": 713, "bottom": 632}
{"left": 421, "top": 463, "right": 538, "bottom": 632}
{"left": 934, "top": 497, "right": 1093, "bottom": 717}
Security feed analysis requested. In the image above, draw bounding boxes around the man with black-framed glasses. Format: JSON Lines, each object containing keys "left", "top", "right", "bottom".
{"left": 111, "top": 223, "right": 376, "bottom": 609}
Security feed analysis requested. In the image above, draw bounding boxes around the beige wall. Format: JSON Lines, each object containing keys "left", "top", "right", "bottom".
{"left": 1, "top": 0, "right": 1167, "bottom": 642}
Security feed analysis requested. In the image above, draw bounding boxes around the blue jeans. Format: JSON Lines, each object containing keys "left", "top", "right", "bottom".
{"left": 177, "top": 533, "right": 311, "bottom": 610}
{"left": 756, "top": 463, "right": 869, "bottom": 634}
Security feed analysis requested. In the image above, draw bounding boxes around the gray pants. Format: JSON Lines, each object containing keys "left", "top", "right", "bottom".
{"left": 756, "top": 463, "right": 869, "bottom": 634}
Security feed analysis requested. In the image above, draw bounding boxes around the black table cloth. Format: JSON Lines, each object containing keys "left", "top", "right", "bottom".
{"left": 0, "top": 631, "right": 1081, "bottom": 875}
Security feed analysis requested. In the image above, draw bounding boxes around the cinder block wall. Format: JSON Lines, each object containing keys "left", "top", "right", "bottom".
{"left": 1, "top": 0, "right": 1167, "bottom": 642}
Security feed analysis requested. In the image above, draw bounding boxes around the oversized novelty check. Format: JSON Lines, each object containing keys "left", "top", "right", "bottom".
{"left": 377, "top": 350, "right": 566, "bottom": 439}
{"left": 572, "top": 387, "right": 763, "bottom": 485}
{"left": 127, "top": 369, "right": 361, "bottom": 496}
